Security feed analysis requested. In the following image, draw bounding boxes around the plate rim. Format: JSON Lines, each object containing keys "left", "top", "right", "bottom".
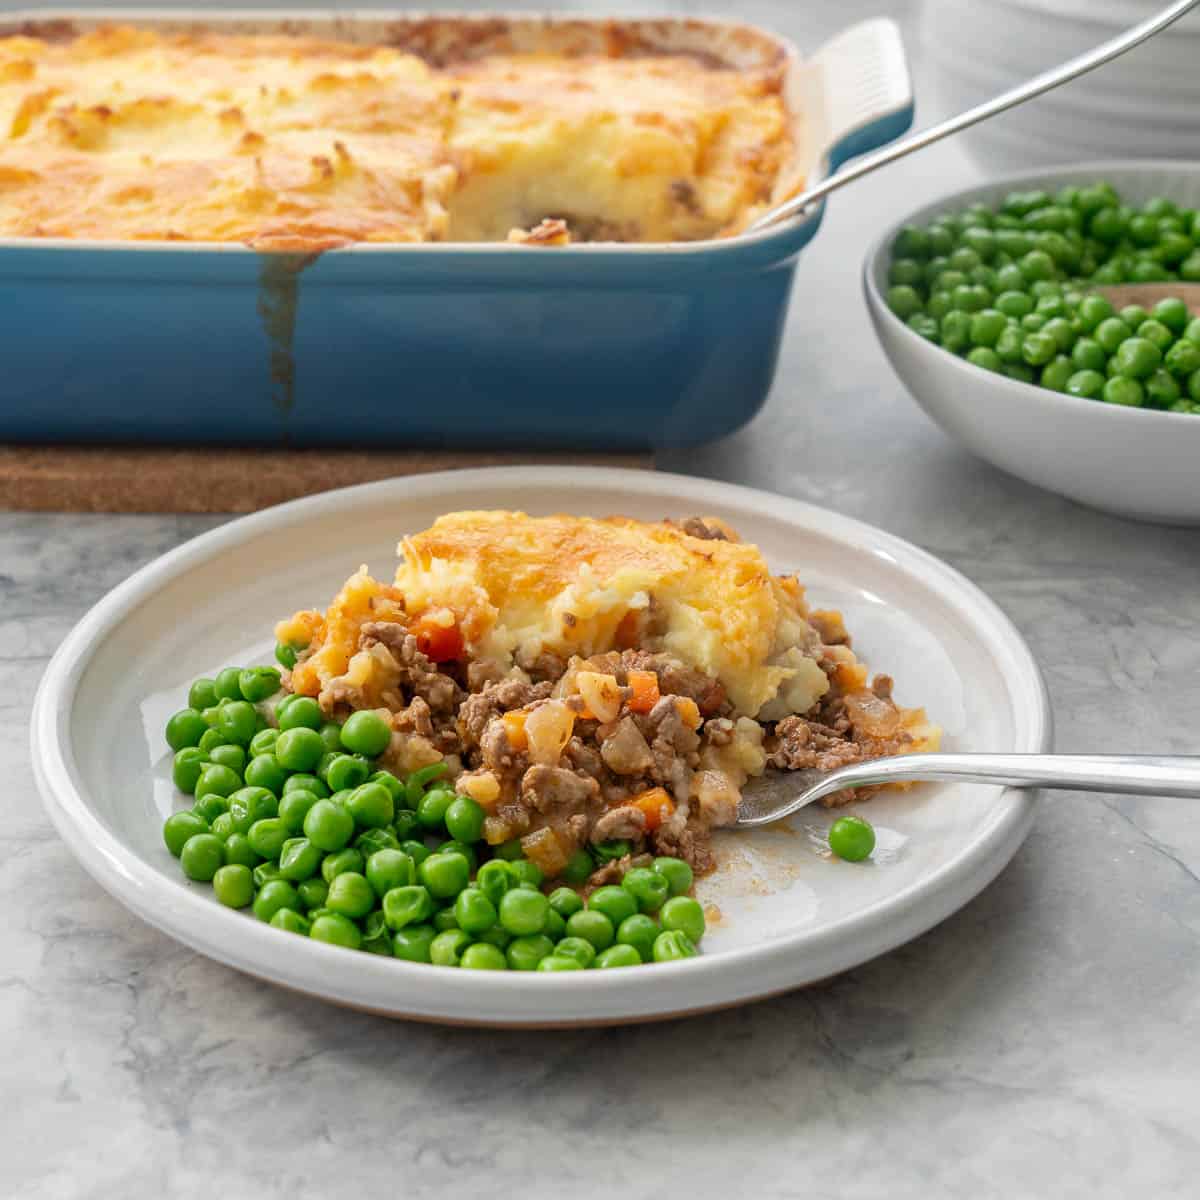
{"left": 31, "top": 466, "right": 1052, "bottom": 1025}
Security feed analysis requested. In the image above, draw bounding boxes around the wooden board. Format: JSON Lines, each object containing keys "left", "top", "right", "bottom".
{"left": 0, "top": 445, "right": 654, "bottom": 514}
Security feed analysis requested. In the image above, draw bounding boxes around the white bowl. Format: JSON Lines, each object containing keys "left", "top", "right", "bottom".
{"left": 32, "top": 467, "right": 1049, "bottom": 1026}
{"left": 865, "top": 161, "right": 1200, "bottom": 525}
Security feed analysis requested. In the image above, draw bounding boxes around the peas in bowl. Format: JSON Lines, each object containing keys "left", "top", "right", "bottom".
{"left": 865, "top": 161, "right": 1200, "bottom": 524}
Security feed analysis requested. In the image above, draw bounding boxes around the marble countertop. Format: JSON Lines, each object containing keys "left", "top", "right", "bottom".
{"left": 6, "top": 1, "right": 1200, "bottom": 1195}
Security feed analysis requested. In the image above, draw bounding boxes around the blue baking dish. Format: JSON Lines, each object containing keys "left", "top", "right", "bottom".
{"left": 0, "top": 10, "right": 914, "bottom": 450}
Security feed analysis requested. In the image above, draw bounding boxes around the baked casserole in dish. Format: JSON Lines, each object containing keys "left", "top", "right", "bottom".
{"left": 276, "top": 511, "right": 939, "bottom": 879}
{"left": 0, "top": 11, "right": 913, "bottom": 447}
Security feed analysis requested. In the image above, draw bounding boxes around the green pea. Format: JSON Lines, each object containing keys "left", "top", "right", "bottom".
{"left": 561, "top": 849, "right": 594, "bottom": 886}
{"left": 274, "top": 641, "right": 300, "bottom": 670}
{"left": 179, "top": 833, "right": 223, "bottom": 881}
{"left": 196, "top": 763, "right": 242, "bottom": 800}
{"left": 163, "top": 810, "right": 208, "bottom": 857}
{"left": 927, "top": 225, "right": 955, "bottom": 255}
{"left": 1040, "top": 318, "right": 1075, "bottom": 353}
{"left": 244, "top": 754, "right": 287, "bottom": 796}
{"left": 1179, "top": 252, "right": 1200, "bottom": 282}
{"left": 507, "top": 859, "right": 544, "bottom": 889}
{"left": 930, "top": 271, "right": 961, "bottom": 298}
{"left": 228, "top": 786, "right": 277, "bottom": 834}
{"left": 458, "top": 943, "right": 506, "bottom": 970}
{"left": 1091, "top": 260, "right": 1125, "bottom": 285}
{"left": 1040, "top": 356, "right": 1073, "bottom": 393}
{"left": 550, "top": 935, "right": 593, "bottom": 968}
{"left": 339, "top": 710, "right": 392, "bottom": 758}
{"left": 1190, "top": 368, "right": 1200, "bottom": 401}
{"left": 660, "top": 895, "right": 706, "bottom": 944}
{"left": 400, "top": 839, "right": 431, "bottom": 866}
{"left": 192, "top": 793, "right": 228, "bottom": 824}
{"left": 429, "top": 928, "right": 472, "bottom": 966}
{"left": 392, "top": 810, "right": 421, "bottom": 841}
{"left": 1165, "top": 338, "right": 1200, "bottom": 377}
{"left": 939, "top": 311, "right": 968, "bottom": 355}
{"left": 390, "top": 923, "right": 436, "bottom": 962}
{"left": 165, "top": 708, "right": 207, "bottom": 752}
{"left": 538, "top": 955, "right": 584, "bottom": 972}
{"left": 621, "top": 867, "right": 669, "bottom": 913}
{"left": 887, "top": 285, "right": 922, "bottom": 320}
{"left": 365, "top": 848, "right": 416, "bottom": 898}
{"left": 214, "top": 667, "right": 244, "bottom": 701}
{"left": 543, "top": 908, "right": 567, "bottom": 940}
{"left": 198, "top": 729, "right": 229, "bottom": 759}
{"left": 1020, "top": 313, "right": 1046, "bottom": 332}
{"left": 1114, "top": 337, "right": 1162, "bottom": 379}
{"left": 321, "top": 847, "right": 364, "bottom": 884}
{"left": 993, "top": 290, "right": 1032, "bottom": 319}
{"left": 472, "top": 861, "right": 510, "bottom": 907}
{"left": 355, "top": 824, "right": 400, "bottom": 856}
{"left": 1151, "top": 296, "right": 1191, "bottom": 335}
{"left": 960, "top": 226, "right": 995, "bottom": 260}
{"left": 309, "top": 912, "right": 362, "bottom": 950}
{"left": 207, "top": 744, "right": 246, "bottom": 777}
{"left": 278, "top": 836, "right": 323, "bottom": 881}
{"left": 829, "top": 815, "right": 876, "bottom": 862}
{"left": 323, "top": 753, "right": 369, "bottom": 793}
{"left": 444, "top": 796, "right": 486, "bottom": 844}
{"left": 433, "top": 907, "right": 460, "bottom": 932}
{"left": 324, "top": 871, "right": 374, "bottom": 919}
{"left": 246, "top": 817, "right": 288, "bottom": 860}
{"left": 187, "top": 678, "right": 218, "bottom": 711}
{"left": 282, "top": 773, "right": 328, "bottom": 799}
{"left": 1094, "top": 317, "right": 1131, "bottom": 353}
{"left": 215, "top": 700, "right": 257, "bottom": 747}
{"left": 587, "top": 885, "right": 636, "bottom": 926}
{"left": 248, "top": 879, "right": 296, "bottom": 922}
{"left": 253, "top": 862, "right": 284, "bottom": 888}
{"left": 1021, "top": 332, "right": 1057, "bottom": 367}
{"left": 616, "top": 913, "right": 660, "bottom": 962}
{"left": 270, "top": 908, "right": 311, "bottom": 936}
{"left": 889, "top": 260, "right": 924, "bottom": 290}
{"left": 503, "top": 933, "right": 553, "bottom": 971}
{"left": 416, "top": 786, "right": 455, "bottom": 830}
{"left": 967, "top": 308, "right": 1006, "bottom": 348}
{"left": 345, "top": 781, "right": 394, "bottom": 830}
{"left": 1023, "top": 205, "right": 1070, "bottom": 233}
{"left": 548, "top": 886, "right": 584, "bottom": 919}
{"left": 476, "top": 924, "right": 513, "bottom": 950}
{"left": 1071, "top": 338, "right": 1106, "bottom": 372}
{"left": 172, "top": 747, "right": 207, "bottom": 795}
{"left": 276, "top": 695, "right": 321, "bottom": 731}
{"left": 592, "top": 944, "right": 641, "bottom": 969}
{"left": 237, "top": 666, "right": 281, "bottom": 703}
{"left": 212, "top": 863, "right": 254, "bottom": 909}
{"left": 894, "top": 225, "right": 930, "bottom": 258}
{"left": 646, "top": 857, "right": 691, "bottom": 898}
{"left": 304, "top": 799, "right": 355, "bottom": 852}
{"left": 451, "top": 887, "right": 496, "bottom": 935}
{"left": 296, "top": 877, "right": 329, "bottom": 911}
{"left": 277, "top": 788, "right": 319, "bottom": 835}
{"left": 492, "top": 838, "right": 524, "bottom": 862}
{"left": 497, "top": 887, "right": 550, "bottom": 936}
{"left": 565, "top": 908, "right": 614, "bottom": 951}
{"left": 994, "top": 324, "right": 1024, "bottom": 364}
{"left": 419, "top": 851, "right": 471, "bottom": 900}
{"left": 1089, "top": 206, "right": 1126, "bottom": 243}
{"left": 210, "top": 811, "right": 237, "bottom": 841}
{"left": 223, "top": 832, "right": 260, "bottom": 867}
{"left": 1131, "top": 259, "right": 1172, "bottom": 283}
{"left": 1128, "top": 213, "right": 1158, "bottom": 245}
{"left": 1066, "top": 369, "right": 1106, "bottom": 399}
{"left": 1137, "top": 319, "right": 1174, "bottom": 352}
{"left": 1019, "top": 249, "right": 1057, "bottom": 283}
{"left": 275, "top": 727, "right": 325, "bottom": 773}
{"left": 1002, "top": 363, "right": 1035, "bottom": 383}
{"left": 247, "top": 728, "right": 278, "bottom": 758}
{"left": 906, "top": 311, "right": 939, "bottom": 340}
{"left": 314, "top": 723, "right": 342, "bottom": 755}
{"left": 1155, "top": 233, "right": 1194, "bottom": 266}
{"left": 1146, "top": 369, "right": 1182, "bottom": 408}
{"left": 652, "top": 930, "right": 698, "bottom": 962}
{"left": 994, "top": 261, "right": 1027, "bottom": 291}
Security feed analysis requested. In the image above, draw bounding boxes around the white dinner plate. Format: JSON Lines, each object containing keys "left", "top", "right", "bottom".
{"left": 31, "top": 467, "right": 1050, "bottom": 1026}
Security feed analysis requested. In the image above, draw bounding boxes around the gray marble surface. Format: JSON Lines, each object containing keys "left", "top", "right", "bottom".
{"left": 6, "top": 1, "right": 1200, "bottom": 1196}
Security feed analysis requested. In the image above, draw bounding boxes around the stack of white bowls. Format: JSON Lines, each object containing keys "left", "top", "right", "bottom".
{"left": 920, "top": 0, "right": 1200, "bottom": 167}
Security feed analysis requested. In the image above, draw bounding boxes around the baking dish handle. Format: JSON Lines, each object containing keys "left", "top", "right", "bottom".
{"left": 810, "top": 18, "right": 915, "bottom": 176}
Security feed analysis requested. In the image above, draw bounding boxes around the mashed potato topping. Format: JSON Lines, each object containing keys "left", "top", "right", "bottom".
{"left": 0, "top": 25, "right": 791, "bottom": 246}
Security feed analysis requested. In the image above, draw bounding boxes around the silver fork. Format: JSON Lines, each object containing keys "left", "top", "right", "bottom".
{"left": 736, "top": 753, "right": 1200, "bottom": 828}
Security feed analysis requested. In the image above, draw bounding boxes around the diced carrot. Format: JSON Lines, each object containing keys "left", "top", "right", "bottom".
{"left": 630, "top": 786, "right": 674, "bottom": 831}
{"left": 674, "top": 697, "right": 702, "bottom": 730}
{"left": 502, "top": 710, "right": 529, "bottom": 751}
{"left": 412, "top": 613, "right": 464, "bottom": 662}
{"left": 626, "top": 670, "right": 660, "bottom": 714}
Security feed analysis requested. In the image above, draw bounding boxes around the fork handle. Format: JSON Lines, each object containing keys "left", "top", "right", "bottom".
{"left": 818, "top": 752, "right": 1200, "bottom": 798}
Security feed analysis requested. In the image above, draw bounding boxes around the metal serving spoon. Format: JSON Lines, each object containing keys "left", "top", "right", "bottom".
{"left": 748, "top": 0, "right": 1200, "bottom": 234}
{"left": 737, "top": 752, "right": 1200, "bottom": 827}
